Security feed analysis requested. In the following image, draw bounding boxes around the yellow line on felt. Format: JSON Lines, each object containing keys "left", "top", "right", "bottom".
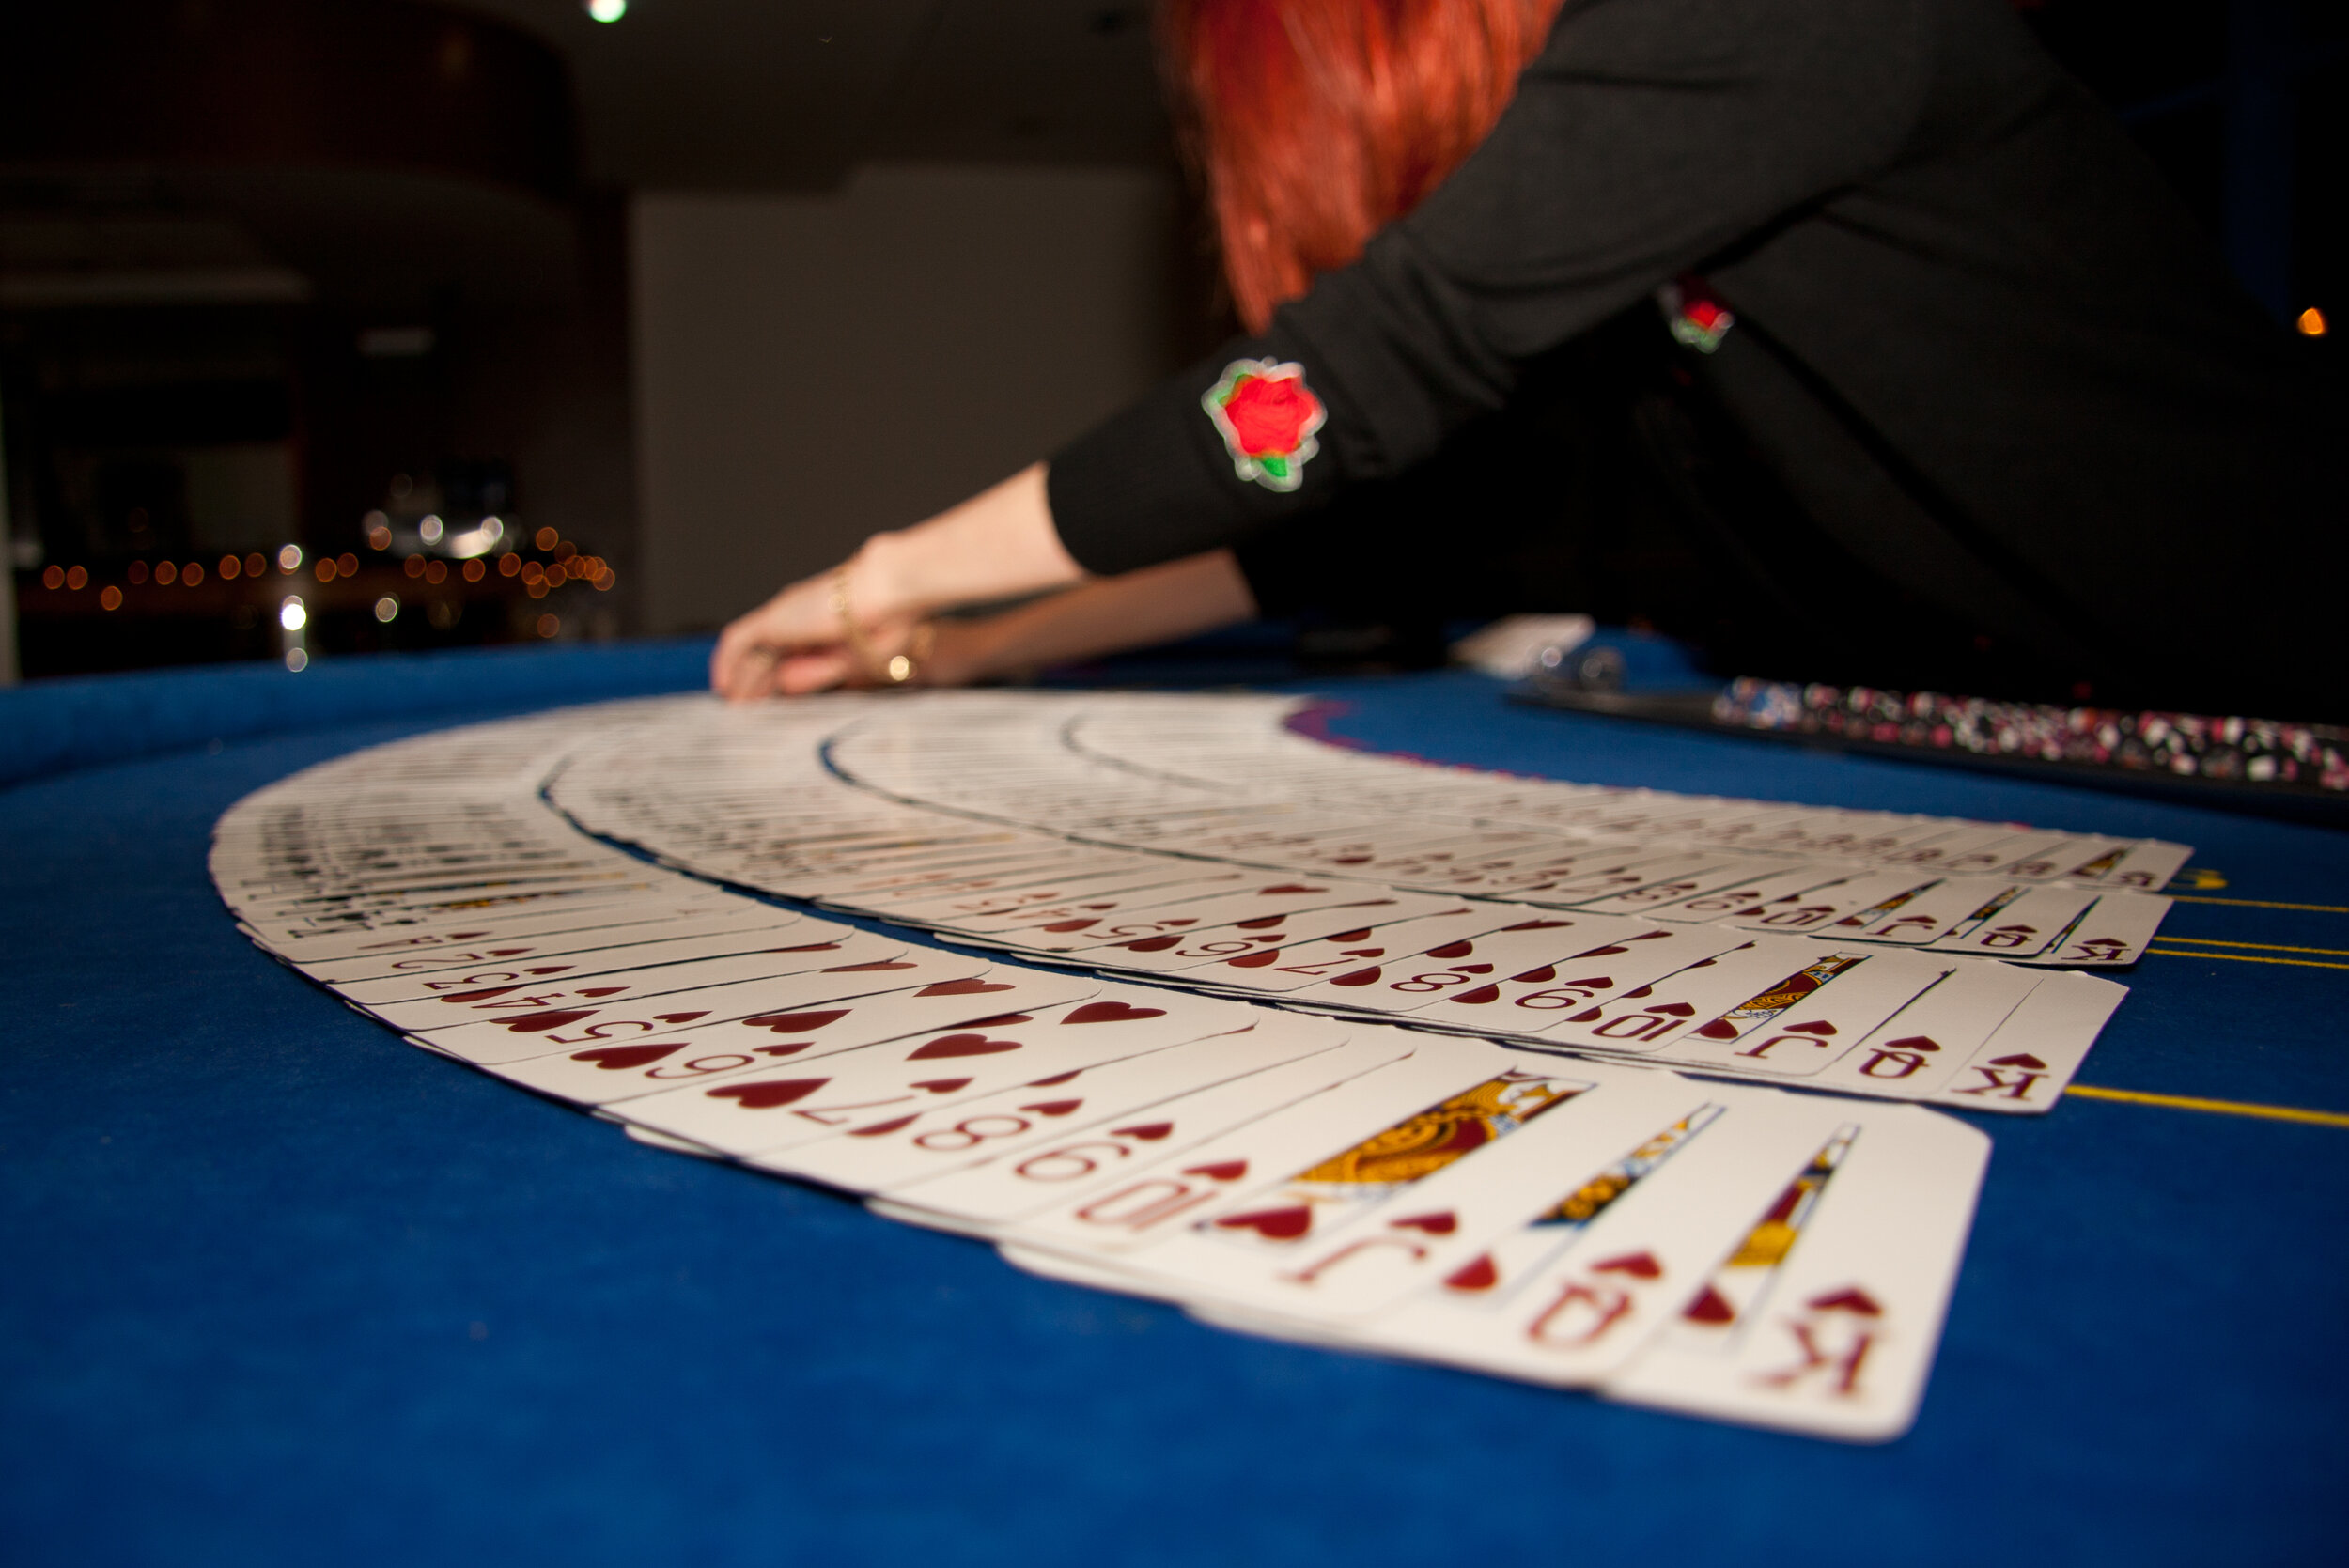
{"left": 2151, "top": 936, "right": 2349, "bottom": 958}
{"left": 2066, "top": 1084, "right": 2349, "bottom": 1128}
{"left": 2169, "top": 894, "right": 2349, "bottom": 914}
{"left": 2145, "top": 947, "right": 2349, "bottom": 971}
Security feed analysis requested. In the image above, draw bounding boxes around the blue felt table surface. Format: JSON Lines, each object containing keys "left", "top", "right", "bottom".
{"left": 4, "top": 647, "right": 2344, "bottom": 1565}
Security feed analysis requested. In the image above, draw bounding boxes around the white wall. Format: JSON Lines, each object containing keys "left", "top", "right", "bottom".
{"left": 631, "top": 164, "right": 1188, "bottom": 633}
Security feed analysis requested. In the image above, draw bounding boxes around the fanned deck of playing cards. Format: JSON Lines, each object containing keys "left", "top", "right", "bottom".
{"left": 209, "top": 689, "right": 2183, "bottom": 1440}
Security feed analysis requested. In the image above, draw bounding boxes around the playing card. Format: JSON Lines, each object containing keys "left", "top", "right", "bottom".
{"left": 1774, "top": 958, "right": 2043, "bottom": 1099}
{"left": 366, "top": 928, "right": 908, "bottom": 1033}
{"left": 1205, "top": 1083, "right": 1864, "bottom": 1387}
{"left": 991, "top": 878, "right": 1398, "bottom": 955}
{"left": 872, "top": 1019, "right": 1392, "bottom": 1236}
{"left": 941, "top": 870, "right": 1261, "bottom": 939}
{"left": 1926, "top": 882, "right": 2097, "bottom": 958}
{"left": 2010, "top": 890, "right": 2171, "bottom": 967}
{"left": 1073, "top": 892, "right": 1463, "bottom": 974}
{"left": 1528, "top": 938, "right": 1838, "bottom": 1054}
{"left": 1646, "top": 948, "right": 1959, "bottom": 1079}
{"left": 290, "top": 903, "right": 804, "bottom": 986}
{"left": 410, "top": 948, "right": 995, "bottom": 1067}
{"left": 328, "top": 919, "right": 839, "bottom": 1007}
{"left": 1602, "top": 1105, "right": 1990, "bottom": 1441}
{"left": 1184, "top": 904, "right": 1543, "bottom": 995}
{"left": 1923, "top": 969, "right": 2126, "bottom": 1112}
{"left": 760, "top": 1002, "right": 1330, "bottom": 1193}
{"left": 1105, "top": 1057, "right": 1707, "bottom": 1320}
{"left": 1278, "top": 915, "right": 1657, "bottom": 1015}
{"left": 998, "top": 1038, "right": 1574, "bottom": 1270}
{"left": 1405, "top": 925, "right": 1754, "bottom": 1035}
{"left": 611, "top": 988, "right": 1215, "bottom": 1158}
{"left": 1717, "top": 870, "right": 1949, "bottom": 935}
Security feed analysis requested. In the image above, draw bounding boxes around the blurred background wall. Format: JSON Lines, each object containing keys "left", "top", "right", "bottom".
{"left": 632, "top": 165, "right": 1192, "bottom": 634}
{"left": 0, "top": 0, "right": 2338, "bottom": 679}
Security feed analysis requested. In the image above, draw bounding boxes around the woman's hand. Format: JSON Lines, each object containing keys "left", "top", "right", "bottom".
{"left": 709, "top": 462, "right": 1086, "bottom": 701}
{"left": 708, "top": 552, "right": 918, "bottom": 699}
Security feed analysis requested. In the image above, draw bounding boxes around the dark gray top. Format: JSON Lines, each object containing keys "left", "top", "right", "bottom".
{"left": 1048, "top": 0, "right": 2344, "bottom": 710}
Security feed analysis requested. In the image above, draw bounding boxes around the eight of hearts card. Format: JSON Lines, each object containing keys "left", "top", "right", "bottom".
{"left": 207, "top": 687, "right": 2187, "bottom": 1442}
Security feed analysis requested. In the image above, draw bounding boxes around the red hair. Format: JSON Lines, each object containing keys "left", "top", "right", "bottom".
{"left": 1161, "top": 0, "right": 1568, "bottom": 333}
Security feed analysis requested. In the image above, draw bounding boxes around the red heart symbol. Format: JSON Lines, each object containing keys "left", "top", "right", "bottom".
{"left": 1450, "top": 985, "right": 1501, "bottom": 1005}
{"left": 1444, "top": 1253, "right": 1499, "bottom": 1292}
{"left": 1326, "top": 929, "right": 1373, "bottom": 943}
{"left": 1213, "top": 1204, "right": 1312, "bottom": 1239}
{"left": 654, "top": 1011, "right": 709, "bottom": 1025}
{"left": 1389, "top": 1211, "right": 1456, "bottom": 1234}
{"left": 1112, "top": 1122, "right": 1173, "bottom": 1141}
{"left": 1575, "top": 945, "right": 1631, "bottom": 957}
{"left": 1184, "top": 1159, "right": 1248, "bottom": 1181}
{"left": 911, "top": 1078, "right": 972, "bottom": 1093}
{"left": 1331, "top": 967, "right": 1382, "bottom": 987}
{"left": 1782, "top": 1020, "right": 1838, "bottom": 1036}
{"left": 1501, "top": 919, "right": 1575, "bottom": 931}
{"left": 443, "top": 985, "right": 524, "bottom": 1003}
{"left": 1120, "top": 936, "right": 1183, "bottom": 952}
{"left": 1426, "top": 940, "right": 1476, "bottom": 959}
{"left": 1020, "top": 1099, "right": 1082, "bottom": 1116}
{"left": 1028, "top": 1069, "right": 1081, "bottom": 1086}
{"left": 1339, "top": 947, "right": 1384, "bottom": 957}
{"left": 524, "top": 965, "right": 573, "bottom": 975}
{"left": 708, "top": 1078, "right": 825, "bottom": 1109}
{"left": 964, "top": 1013, "right": 1034, "bottom": 1029}
{"left": 1807, "top": 1286, "right": 1883, "bottom": 1316}
{"left": 824, "top": 960, "right": 916, "bottom": 973}
{"left": 1684, "top": 1284, "right": 1735, "bottom": 1324}
{"left": 570, "top": 1043, "right": 679, "bottom": 1070}
{"left": 501, "top": 1009, "right": 594, "bottom": 1032}
{"left": 917, "top": 978, "right": 1014, "bottom": 997}
{"left": 1989, "top": 1052, "right": 2048, "bottom": 1069}
{"left": 1062, "top": 1001, "right": 1167, "bottom": 1026}
{"left": 754, "top": 1042, "right": 810, "bottom": 1058}
{"left": 1622, "top": 986, "right": 1655, "bottom": 1000}
{"left": 1565, "top": 1007, "right": 1604, "bottom": 1022}
{"left": 742, "top": 1009, "right": 848, "bottom": 1034}
{"left": 1509, "top": 966, "right": 1558, "bottom": 984}
{"left": 1647, "top": 1002, "right": 1697, "bottom": 1017}
{"left": 850, "top": 1114, "right": 919, "bottom": 1138}
{"left": 1693, "top": 1019, "right": 1740, "bottom": 1040}
{"left": 772, "top": 941, "right": 844, "bottom": 953}
{"left": 1563, "top": 975, "right": 1614, "bottom": 989}
{"left": 1884, "top": 1034, "right": 1941, "bottom": 1052}
{"left": 1041, "top": 918, "right": 1099, "bottom": 933}
{"left": 906, "top": 1033, "right": 1022, "bottom": 1060}
{"left": 1452, "top": 963, "right": 1495, "bottom": 975}
{"left": 1226, "top": 950, "right": 1282, "bottom": 969}
{"left": 1593, "top": 1250, "right": 1662, "bottom": 1279}
{"left": 1257, "top": 884, "right": 1327, "bottom": 895}
{"left": 1236, "top": 915, "right": 1285, "bottom": 930}
{"left": 578, "top": 986, "right": 630, "bottom": 999}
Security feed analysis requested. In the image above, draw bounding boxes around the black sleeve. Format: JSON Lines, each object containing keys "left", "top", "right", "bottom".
{"left": 1049, "top": 0, "right": 1931, "bottom": 578}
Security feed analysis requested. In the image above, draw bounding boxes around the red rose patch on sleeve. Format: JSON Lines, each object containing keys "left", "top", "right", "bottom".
{"left": 1202, "top": 359, "right": 1326, "bottom": 492}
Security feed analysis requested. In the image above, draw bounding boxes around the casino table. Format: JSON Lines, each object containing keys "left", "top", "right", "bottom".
{"left": 5, "top": 638, "right": 2343, "bottom": 1565}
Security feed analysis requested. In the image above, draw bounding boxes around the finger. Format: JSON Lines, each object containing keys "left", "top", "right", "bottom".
{"left": 721, "top": 644, "right": 785, "bottom": 704}
{"left": 776, "top": 647, "right": 857, "bottom": 696}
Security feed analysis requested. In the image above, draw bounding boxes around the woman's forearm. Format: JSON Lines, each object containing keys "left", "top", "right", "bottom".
{"left": 861, "top": 462, "right": 1088, "bottom": 620}
{"left": 932, "top": 550, "right": 1259, "bottom": 685}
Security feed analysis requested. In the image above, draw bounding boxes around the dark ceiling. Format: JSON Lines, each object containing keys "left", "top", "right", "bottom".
{"left": 449, "top": 0, "right": 1174, "bottom": 187}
